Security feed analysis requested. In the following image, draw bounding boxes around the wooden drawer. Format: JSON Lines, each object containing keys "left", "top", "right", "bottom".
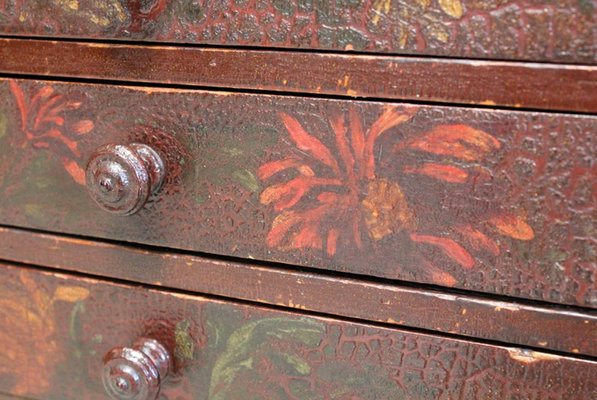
{"left": 0, "top": 78, "right": 595, "bottom": 308}
{"left": 0, "top": 262, "right": 595, "bottom": 399}
{"left": 0, "top": 1, "right": 594, "bottom": 63}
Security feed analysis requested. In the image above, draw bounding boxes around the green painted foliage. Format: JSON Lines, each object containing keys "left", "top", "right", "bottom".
{"left": 209, "top": 318, "right": 324, "bottom": 400}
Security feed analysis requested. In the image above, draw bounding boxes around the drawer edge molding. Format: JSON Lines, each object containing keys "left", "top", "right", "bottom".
{"left": 0, "top": 225, "right": 594, "bottom": 358}
{"left": 1, "top": 38, "right": 596, "bottom": 113}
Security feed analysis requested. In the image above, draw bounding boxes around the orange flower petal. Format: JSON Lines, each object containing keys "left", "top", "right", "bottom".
{"left": 9, "top": 80, "right": 28, "bottom": 130}
{"left": 404, "top": 124, "right": 500, "bottom": 161}
{"left": 411, "top": 233, "right": 475, "bottom": 269}
{"left": 488, "top": 214, "right": 535, "bottom": 241}
{"left": 279, "top": 112, "right": 339, "bottom": 173}
{"left": 30, "top": 86, "right": 54, "bottom": 107}
{"left": 291, "top": 223, "right": 322, "bottom": 250}
{"left": 327, "top": 229, "right": 340, "bottom": 256}
{"left": 364, "top": 106, "right": 415, "bottom": 178}
{"left": 430, "top": 270, "right": 457, "bottom": 287}
{"left": 41, "top": 129, "right": 80, "bottom": 157}
{"left": 349, "top": 107, "right": 365, "bottom": 173}
{"left": 71, "top": 120, "right": 94, "bottom": 135}
{"left": 61, "top": 158, "right": 86, "bottom": 185}
{"left": 330, "top": 114, "right": 355, "bottom": 177}
{"left": 456, "top": 225, "right": 500, "bottom": 256}
{"left": 267, "top": 212, "right": 301, "bottom": 247}
{"left": 404, "top": 163, "right": 469, "bottom": 183}
{"left": 317, "top": 192, "right": 340, "bottom": 204}
{"left": 260, "top": 176, "right": 341, "bottom": 211}
{"left": 257, "top": 158, "right": 314, "bottom": 180}
{"left": 34, "top": 94, "right": 63, "bottom": 129}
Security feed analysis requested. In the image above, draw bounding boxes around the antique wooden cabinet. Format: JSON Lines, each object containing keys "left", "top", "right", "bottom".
{"left": 0, "top": 1, "right": 595, "bottom": 399}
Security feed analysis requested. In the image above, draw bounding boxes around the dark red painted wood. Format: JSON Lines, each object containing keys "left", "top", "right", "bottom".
{"left": 0, "top": 79, "right": 595, "bottom": 308}
{"left": 0, "top": 1, "right": 595, "bottom": 63}
{"left": 0, "top": 225, "right": 594, "bottom": 357}
{"left": 1, "top": 39, "right": 596, "bottom": 112}
{"left": 0, "top": 262, "right": 595, "bottom": 399}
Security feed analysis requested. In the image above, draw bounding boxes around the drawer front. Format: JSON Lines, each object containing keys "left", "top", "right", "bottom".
{"left": 0, "top": 1, "right": 594, "bottom": 63}
{"left": 0, "top": 262, "right": 595, "bottom": 400}
{"left": 0, "top": 79, "right": 595, "bottom": 307}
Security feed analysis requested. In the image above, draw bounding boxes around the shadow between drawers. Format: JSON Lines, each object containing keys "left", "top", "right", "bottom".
{"left": 0, "top": 225, "right": 595, "bottom": 359}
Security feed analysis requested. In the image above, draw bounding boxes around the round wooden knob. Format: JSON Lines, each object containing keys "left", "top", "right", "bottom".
{"left": 86, "top": 143, "right": 165, "bottom": 215}
{"left": 102, "top": 338, "right": 171, "bottom": 400}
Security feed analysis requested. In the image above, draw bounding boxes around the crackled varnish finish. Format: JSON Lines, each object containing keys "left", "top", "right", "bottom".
{"left": 0, "top": 1, "right": 595, "bottom": 63}
{"left": 0, "top": 79, "right": 595, "bottom": 308}
{"left": 0, "top": 263, "right": 596, "bottom": 400}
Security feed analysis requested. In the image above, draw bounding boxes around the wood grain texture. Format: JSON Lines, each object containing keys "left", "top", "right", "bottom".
{"left": 0, "top": 0, "right": 595, "bottom": 63}
{"left": 0, "top": 262, "right": 595, "bottom": 400}
{"left": 0, "top": 79, "right": 595, "bottom": 308}
{"left": 1, "top": 39, "right": 597, "bottom": 113}
{"left": 0, "top": 225, "right": 595, "bottom": 357}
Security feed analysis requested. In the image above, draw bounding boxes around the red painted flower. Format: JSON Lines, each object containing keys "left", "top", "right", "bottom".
{"left": 258, "top": 106, "right": 534, "bottom": 281}
{"left": 9, "top": 80, "right": 93, "bottom": 185}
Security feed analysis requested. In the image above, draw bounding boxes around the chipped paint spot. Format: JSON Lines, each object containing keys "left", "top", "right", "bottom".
{"left": 480, "top": 100, "right": 497, "bottom": 105}
{"left": 507, "top": 348, "right": 560, "bottom": 364}
{"left": 461, "top": 309, "right": 467, "bottom": 315}
{"left": 287, "top": 299, "right": 307, "bottom": 310}
{"left": 53, "top": 286, "right": 89, "bottom": 302}
{"left": 347, "top": 89, "right": 358, "bottom": 97}
{"left": 492, "top": 302, "right": 520, "bottom": 312}
{"left": 538, "top": 341, "right": 548, "bottom": 346}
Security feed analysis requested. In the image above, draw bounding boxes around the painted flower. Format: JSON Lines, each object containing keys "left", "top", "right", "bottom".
{"left": 0, "top": 270, "right": 89, "bottom": 396}
{"left": 258, "top": 106, "right": 534, "bottom": 280}
{"left": 9, "top": 80, "right": 93, "bottom": 184}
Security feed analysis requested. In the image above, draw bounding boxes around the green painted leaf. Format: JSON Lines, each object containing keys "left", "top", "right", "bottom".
{"left": 0, "top": 112, "right": 6, "bottom": 139}
{"left": 209, "top": 318, "right": 324, "bottom": 400}
{"left": 232, "top": 169, "right": 260, "bottom": 192}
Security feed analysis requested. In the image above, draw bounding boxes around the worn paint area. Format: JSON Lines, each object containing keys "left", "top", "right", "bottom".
{"left": 0, "top": 0, "right": 594, "bottom": 63}
{"left": 0, "top": 264, "right": 594, "bottom": 399}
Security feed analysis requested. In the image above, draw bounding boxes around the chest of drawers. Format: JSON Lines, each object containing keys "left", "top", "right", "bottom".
{"left": 0, "top": 1, "right": 595, "bottom": 399}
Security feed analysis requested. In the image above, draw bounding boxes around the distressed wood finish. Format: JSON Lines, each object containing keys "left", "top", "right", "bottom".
{"left": 0, "top": 225, "right": 595, "bottom": 357}
{"left": 0, "top": 79, "right": 595, "bottom": 308}
{"left": 2, "top": 39, "right": 597, "bottom": 113}
{"left": 0, "top": 1, "right": 595, "bottom": 63}
{"left": 0, "top": 262, "right": 596, "bottom": 400}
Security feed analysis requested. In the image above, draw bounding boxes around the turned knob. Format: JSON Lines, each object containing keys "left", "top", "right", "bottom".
{"left": 102, "top": 338, "right": 171, "bottom": 400}
{"left": 86, "top": 143, "right": 165, "bottom": 215}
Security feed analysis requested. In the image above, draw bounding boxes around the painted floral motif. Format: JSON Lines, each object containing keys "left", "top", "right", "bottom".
{"left": 258, "top": 107, "right": 534, "bottom": 279}
{"left": 0, "top": 270, "right": 89, "bottom": 396}
{"left": 9, "top": 80, "right": 93, "bottom": 184}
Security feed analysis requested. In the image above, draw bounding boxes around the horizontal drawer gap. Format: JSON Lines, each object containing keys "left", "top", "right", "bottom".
{"left": 1, "top": 224, "right": 595, "bottom": 358}
{"left": 1, "top": 38, "right": 595, "bottom": 113}
{"left": 4, "top": 258, "right": 596, "bottom": 363}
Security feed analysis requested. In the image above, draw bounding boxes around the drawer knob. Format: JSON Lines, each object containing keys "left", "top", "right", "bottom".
{"left": 102, "top": 338, "right": 171, "bottom": 400}
{"left": 86, "top": 143, "right": 165, "bottom": 215}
